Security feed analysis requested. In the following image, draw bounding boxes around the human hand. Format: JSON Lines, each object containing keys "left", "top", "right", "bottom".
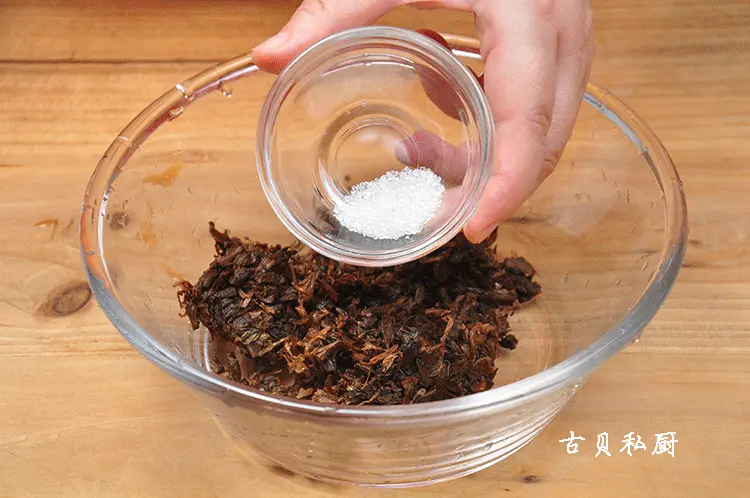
{"left": 252, "top": 0, "right": 594, "bottom": 243}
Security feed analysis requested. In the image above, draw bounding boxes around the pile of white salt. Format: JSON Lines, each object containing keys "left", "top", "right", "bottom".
{"left": 333, "top": 167, "right": 445, "bottom": 240}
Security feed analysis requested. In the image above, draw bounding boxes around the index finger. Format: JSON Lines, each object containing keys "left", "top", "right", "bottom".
{"left": 252, "top": 0, "right": 402, "bottom": 73}
{"left": 464, "top": 0, "right": 558, "bottom": 243}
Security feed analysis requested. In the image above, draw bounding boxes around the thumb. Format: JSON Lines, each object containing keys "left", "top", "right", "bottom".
{"left": 252, "top": 0, "right": 402, "bottom": 73}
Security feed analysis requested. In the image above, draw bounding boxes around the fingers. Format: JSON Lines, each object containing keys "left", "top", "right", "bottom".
{"left": 544, "top": 4, "right": 595, "bottom": 180}
{"left": 396, "top": 130, "right": 470, "bottom": 184}
{"left": 417, "top": 63, "right": 467, "bottom": 120}
{"left": 252, "top": 0, "right": 402, "bottom": 73}
{"left": 464, "top": 0, "right": 558, "bottom": 243}
{"left": 413, "top": 28, "right": 484, "bottom": 120}
{"left": 424, "top": 186, "right": 465, "bottom": 230}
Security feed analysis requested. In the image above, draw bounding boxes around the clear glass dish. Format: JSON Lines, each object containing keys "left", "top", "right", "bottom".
{"left": 256, "top": 27, "right": 493, "bottom": 266}
{"left": 80, "top": 32, "right": 687, "bottom": 488}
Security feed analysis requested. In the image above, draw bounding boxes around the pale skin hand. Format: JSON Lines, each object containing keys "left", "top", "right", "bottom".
{"left": 253, "top": 0, "right": 595, "bottom": 243}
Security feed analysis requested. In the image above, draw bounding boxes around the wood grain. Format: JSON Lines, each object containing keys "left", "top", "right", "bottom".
{"left": 1, "top": 0, "right": 749, "bottom": 496}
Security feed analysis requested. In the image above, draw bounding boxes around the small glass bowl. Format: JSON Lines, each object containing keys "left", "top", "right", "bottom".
{"left": 256, "top": 27, "right": 493, "bottom": 266}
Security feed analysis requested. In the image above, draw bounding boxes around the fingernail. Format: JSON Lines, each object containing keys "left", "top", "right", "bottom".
{"left": 253, "top": 31, "right": 291, "bottom": 53}
{"left": 395, "top": 140, "right": 413, "bottom": 165}
{"left": 468, "top": 224, "right": 495, "bottom": 244}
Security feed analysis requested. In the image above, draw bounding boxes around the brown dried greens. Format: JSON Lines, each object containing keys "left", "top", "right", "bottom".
{"left": 177, "top": 222, "right": 541, "bottom": 406}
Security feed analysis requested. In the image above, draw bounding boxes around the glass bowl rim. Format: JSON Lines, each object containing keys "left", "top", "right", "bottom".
{"left": 79, "top": 32, "right": 687, "bottom": 422}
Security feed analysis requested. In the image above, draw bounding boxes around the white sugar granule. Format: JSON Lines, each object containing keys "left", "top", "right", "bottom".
{"left": 333, "top": 167, "right": 445, "bottom": 240}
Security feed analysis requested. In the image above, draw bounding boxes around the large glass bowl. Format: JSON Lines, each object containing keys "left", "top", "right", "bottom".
{"left": 80, "top": 33, "right": 687, "bottom": 488}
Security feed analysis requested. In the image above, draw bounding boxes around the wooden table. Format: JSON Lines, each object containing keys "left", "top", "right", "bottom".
{"left": 1, "top": 1, "right": 748, "bottom": 496}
